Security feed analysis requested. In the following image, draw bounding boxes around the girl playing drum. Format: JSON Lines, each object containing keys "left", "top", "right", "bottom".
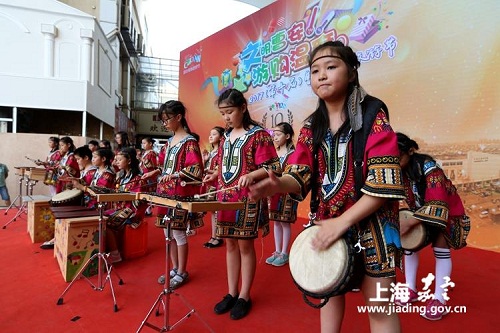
{"left": 395, "top": 132, "right": 469, "bottom": 320}
{"left": 249, "top": 41, "right": 405, "bottom": 333}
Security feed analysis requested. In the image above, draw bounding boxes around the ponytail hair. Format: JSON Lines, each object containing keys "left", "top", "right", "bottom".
{"left": 216, "top": 89, "right": 259, "bottom": 130}
{"left": 275, "top": 122, "right": 294, "bottom": 146}
{"left": 60, "top": 136, "right": 75, "bottom": 153}
{"left": 396, "top": 132, "right": 435, "bottom": 185}
{"left": 159, "top": 100, "right": 198, "bottom": 139}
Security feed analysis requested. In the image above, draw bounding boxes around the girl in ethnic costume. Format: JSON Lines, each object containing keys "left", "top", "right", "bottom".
{"left": 265, "top": 122, "right": 298, "bottom": 267}
{"left": 35, "top": 136, "right": 61, "bottom": 195}
{"left": 395, "top": 133, "right": 470, "bottom": 321}
{"left": 70, "top": 146, "right": 98, "bottom": 208}
{"left": 112, "top": 131, "right": 131, "bottom": 171}
{"left": 203, "top": 89, "right": 281, "bottom": 320}
{"left": 84, "top": 148, "right": 116, "bottom": 209}
{"left": 142, "top": 100, "right": 203, "bottom": 289}
{"left": 55, "top": 136, "right": 80, "bottom": 194}
{"left": 40, "top": 137, "right": 81, "bottom": 250}
{"left": 140, "top": 137, "right": 158, "bottom": 216}
{"left": 202, "top": 126, "right": 225, "bottom": 248}
{"left": 249, "top": 41, "right": 405, "bottom": 333}
{"left": 105, "top": 147, "right": 147, "bottom": 263}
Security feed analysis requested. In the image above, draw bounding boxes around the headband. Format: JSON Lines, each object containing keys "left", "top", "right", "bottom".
{"left": 310, "top": 55, "right": 342, "bottom": 66}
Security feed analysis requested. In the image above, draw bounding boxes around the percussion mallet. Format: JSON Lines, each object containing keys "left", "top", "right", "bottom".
{"left": 180, "top": 180, "right": 203, "bottom": 187}
{"left": 194, "top": 185, "right": 240, "bottom": 199}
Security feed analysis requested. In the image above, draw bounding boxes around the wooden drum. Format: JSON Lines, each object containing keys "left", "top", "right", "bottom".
{"left": 50, "top": 189, "right": 84, "bottom": 207}
{"left": 399, "top": 209, "right": 431, "bottom": 252}
{"left": 289, "top": 226, "right": 362, "bottom": 308}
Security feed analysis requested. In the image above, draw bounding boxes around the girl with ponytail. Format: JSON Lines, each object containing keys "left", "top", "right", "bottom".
{"left": 142, "top": 100, "right": 203, "bottom": 290}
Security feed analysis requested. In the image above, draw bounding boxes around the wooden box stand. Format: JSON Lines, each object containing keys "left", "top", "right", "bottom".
{"left": 54, "top": 216, "right": 100, "bottom": 282}
{"left": 121, "top": 221, "right": 148, "bottom": 260}
{"left": 27, "top": 197, "right": 54, "bottom": 243}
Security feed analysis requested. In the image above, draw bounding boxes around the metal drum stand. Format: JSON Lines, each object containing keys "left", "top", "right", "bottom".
{"left": 3, "top": 168, "right": 31, "bottom": 228}
{"left": 136, "top": 207, "right": 213, "bottom": 332}
{"left": 56, "top": 202, "right": 124, "bottom": 312}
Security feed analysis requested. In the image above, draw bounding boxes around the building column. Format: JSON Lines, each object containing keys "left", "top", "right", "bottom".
{"left": 12, "top": 107, "right": 17, "bottom": 134}
{"left": 80, "top": 29, "right": 94, "bottom": 82}
{"left": 82, "top": 111, "right": 87, "bottom": 137}
{"left": 41, "top": 24, "right": 57, "bottom": 77}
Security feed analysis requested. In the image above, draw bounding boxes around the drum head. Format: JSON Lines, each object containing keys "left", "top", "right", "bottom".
{"left": 289, "top": 226, "right": 349, "bottom": 294}
{"left": 52, "top": 189, "right": 82, "bottom": 201}
{"left": 51, "top": 189, "right": 83, "bottom": 207}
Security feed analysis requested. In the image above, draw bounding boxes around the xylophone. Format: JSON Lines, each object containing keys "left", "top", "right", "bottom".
{"left": 136, "top": 192, "right": 244, "bottom": 212}
{"left": 86, "top": 186, "right": 137, "bottom": 203}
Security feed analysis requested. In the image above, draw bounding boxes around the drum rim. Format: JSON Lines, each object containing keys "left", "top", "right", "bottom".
{"left": 399, "top": 209, "right": 430, "bottom": 252}
{"left": 51, "top": 189, "right": 83, "bottom": 200}
{"left": 289, "top": 226, "right": 354, "bottom": 296}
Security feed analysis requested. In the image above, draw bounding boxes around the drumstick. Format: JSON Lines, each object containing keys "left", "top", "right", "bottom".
{"left": 194, "top": 185, "right": 240, "bottom": 199}
{"left": 180, "top": 180, "right": 203, "bottom": 187}
{"left": 58, "top": 176, "right": 81, "bottom": 182}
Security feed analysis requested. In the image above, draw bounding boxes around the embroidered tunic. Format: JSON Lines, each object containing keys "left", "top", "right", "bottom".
{"left": 44, "top": 149, "right": 61, "bottom": 188}
{"left": 285, "top": 110, "right": 405, "bottom": 277}
{"left": 403, "top": 160, "right": 469, "bottom": 249}
{"left": 79, "top": 166, "right": 97, "bottom": 208}
{"left": 201, "top": 149, "right": 219, "bottom": 196}
{"left": 86, "top": 166, "right": 116, "bottom": 208}
{"left": 105, "top": 171, "right": 147, "bottom": 229}
{"left": 215, "top": 126, "right": 281, "bottom": 239}
{"left": 156, "top": 135, "right": 204, "bottom": 230}
{"left": 268, "top": 144, "right": 298, "bottom": 223}
{"left": 140, "top": 150, "right": 159, "bottom": 192}
{"left": 56, "top": 153, "right": 80, "bottom": 193}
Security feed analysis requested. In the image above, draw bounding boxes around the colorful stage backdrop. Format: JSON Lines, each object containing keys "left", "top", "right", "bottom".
{"left": 178, "top": 0, "right": 500, "bottom": 252}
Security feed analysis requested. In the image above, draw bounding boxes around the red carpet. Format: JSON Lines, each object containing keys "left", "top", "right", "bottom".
{"left": 0, "top": 208, "right": 498, "bottom": 333}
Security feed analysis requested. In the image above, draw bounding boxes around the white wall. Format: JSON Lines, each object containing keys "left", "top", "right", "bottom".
{"left": 0, "top": 0, "right": 118, "bottom": 126}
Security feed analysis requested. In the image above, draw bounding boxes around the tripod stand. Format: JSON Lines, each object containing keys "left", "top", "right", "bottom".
{"left": 56, "top": 202, "right": 124, "bottom": 312}
{"left": 3, "top": 170, "right": 31, "bottom": 228}
{"left": 3, "top": 170, "right": 24, "bottom": 215}
{"left": 136, "top": 209, "right": 213, "bottom": 332}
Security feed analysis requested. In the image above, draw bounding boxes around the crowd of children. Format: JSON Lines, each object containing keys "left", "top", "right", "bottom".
{"left": 3, "top": 41, "right": 470, "bottom": 331}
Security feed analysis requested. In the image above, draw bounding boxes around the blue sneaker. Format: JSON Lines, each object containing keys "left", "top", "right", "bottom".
{"left": 265, "top": 252, "right": 280, "bottom": 265}
{"left": 272, "top": 253, "right": 289, "bottom": 267}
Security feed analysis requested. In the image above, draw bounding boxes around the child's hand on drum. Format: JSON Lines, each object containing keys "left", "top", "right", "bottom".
{"left": 311, "top": 218, "right": 350, "bottom": 251}
{"left": 400, "top": 215, "right": 420, "bottom": 236}
{"left": 400, "top": 222, "right": 412, "bottom": 235}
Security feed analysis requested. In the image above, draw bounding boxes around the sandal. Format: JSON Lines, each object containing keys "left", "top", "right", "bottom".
{"left": 203, "top": 237, "right": 216, "bottom": 248}
{"left": 169, "top": 272, "right": 188, "bottom": 290}
{"left": 208, "top": 238, "right": 223, "bottom": 248}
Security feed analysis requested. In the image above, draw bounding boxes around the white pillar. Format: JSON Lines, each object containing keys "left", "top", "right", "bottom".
{"left": 41, "top": 24, "right": 57, "bottom": 77}
{"left": 82, "top": 111, "right": 87, "bottom": 137}
{"left": 12, "top": 107, "right": 17, "bottom": 134}
{"left": 80, "top": 29, "right": 94, "bottom": 82}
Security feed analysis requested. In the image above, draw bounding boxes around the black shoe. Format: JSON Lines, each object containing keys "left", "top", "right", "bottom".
{"left": 40, "top": 241, "right": 54, "bottom": 250}
{"left": 230, "top": 298, "right": 252, "bottom": 320}
{"left": 210, "top": 238, "right": 223, "bottom": 248}
{"left": 204, "top": 238, "right": 216, "bottom": 248}
{"left": 214, "top": 294, "right": 238, "bottom": 314}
